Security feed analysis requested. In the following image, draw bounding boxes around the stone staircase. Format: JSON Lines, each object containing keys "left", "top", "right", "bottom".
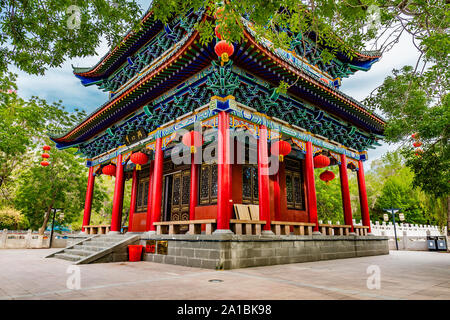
{"left": 46, "top": 233, "right": 141, "bottom": 264}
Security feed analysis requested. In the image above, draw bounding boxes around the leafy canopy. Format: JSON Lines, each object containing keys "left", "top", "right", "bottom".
{"left": 0, "top": 0, "right": 142, "bottom": 74}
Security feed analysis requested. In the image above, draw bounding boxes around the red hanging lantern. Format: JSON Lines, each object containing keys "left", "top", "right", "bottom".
{"left": 43, "top": 145, "right": 51, "bottom": 151}
{"left": 320, "top": 170, "right": 335, "bottom": 184}
{"left": 411, "top": 133, "right": 419, "bottom": 139}
{"left": 413, "top": 141, "right": 422, "bottom": 148}
{"left": 182, "top": 131, "right": 204, "bottom": 154}
{"left": 214, "top": 40, "right": 234, "bottom": 65}
{"left": 215, "top": 25, "right": 231, "bottom": 40}
{"left": 130, "top": 152, "right": 148, "bottom": 170}
{"left": 42, "top": 153, "right": 50, "bottom": 159}
{"left": 314, "top": 154, "right": 330, "bottom": 168}
{"left": 40, "top": 161, "right": 49, "bottom": 167}
{"left": 214, "top": 7, "right": 225, "bottom": 19}
{"left": 415, "top": 148, "right": 424, "bottom": 156}
{"left": 215, "top": 25, "right": 223, "bottom": 39}
{"left": 270, "top": 140, "right": 291, "bottom": 162}
{"left": 102, "top": 164, "right": 116, "bottom": 177}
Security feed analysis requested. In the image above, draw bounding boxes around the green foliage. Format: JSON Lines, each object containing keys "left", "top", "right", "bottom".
{"left": 0, "top": 70, "right": 87, "bottom": 208}
{"left": 315, "top": 166, "right": 344, "bottom": 223}
{"left": 0, "top": 0, "right": 143, "bottom": 74}
{"left": 367, "top": 152, "right": 447, "bottom": 226}
{"left": 313, "top": 151, "right": 447, "bottom": 227}
{"left": 366, "top": 65, "right": 449, "bottom": 198}
{"left": 0, "top": 207, "right": 29, "bottom": 230}
{"left": 14, "top": 146, "right": 107, "bottom": 232}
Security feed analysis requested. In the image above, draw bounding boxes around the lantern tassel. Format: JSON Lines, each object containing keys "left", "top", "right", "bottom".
{"left": 279, "top": 155, "right": 284, "bottom": 162}
{"left": 191, "top": 146, "right": 196, "bottom": 154}
{"left": 221, "top": 52, "right": 229, "bottom": 63}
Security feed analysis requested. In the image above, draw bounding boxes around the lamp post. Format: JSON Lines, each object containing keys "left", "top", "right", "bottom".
{"left": 49, "top": 208, "right": 62, "bottom": 249}
{"left": 383, "top": 208, "right": 401, "bottom": 250}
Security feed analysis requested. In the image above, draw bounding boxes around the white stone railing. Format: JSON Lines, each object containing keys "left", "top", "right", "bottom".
{"left": 0, "top": 229, "right": 68, "bottom": 249}
{"left": 365, "top": 220, "right": 445, "bottom": 237}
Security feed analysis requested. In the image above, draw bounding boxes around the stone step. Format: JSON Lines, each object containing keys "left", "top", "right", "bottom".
{"left": 83, "top": 240, "right": 120, "bottom": 246}
{"left": 74, "top": 245, "right": 107, "bottom": 252}
{"left": 64, "top": 249, "right": 93, "bottom": 257}
{"left": 54, "top": 253, "right": 83, "bottom": 262}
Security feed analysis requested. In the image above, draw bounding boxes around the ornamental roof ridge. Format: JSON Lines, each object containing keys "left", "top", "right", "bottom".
{"left": 240, "top": 25, "right": 385, "bottom": 125}
{"left": 50, "top": 27, "right": 201, "bottom": 143}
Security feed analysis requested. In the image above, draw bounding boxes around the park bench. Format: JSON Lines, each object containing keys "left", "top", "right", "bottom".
{"left": 230, "top": 219, "right": 266, "bottom": 235}
{"left": 271, "top": 221, "right": 316, "bottom": 236}
{"left": 353, "top": 225, "right": 370, "bottom": 236}
{"left": 230, "top": 204, "right": 266, "bottom": 235}
{"left": 84, "top": 225, "right": 110, "bottom": 235}
{"left": 153, "top": 220, "right": 217, "bottom": 235}
{"left": 318, "top": 224, "right": 353, "bottom": 236}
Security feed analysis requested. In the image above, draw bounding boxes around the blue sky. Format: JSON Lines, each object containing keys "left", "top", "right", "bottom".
{"left": 11, "top": 4, "right": 420, "bottom": 169}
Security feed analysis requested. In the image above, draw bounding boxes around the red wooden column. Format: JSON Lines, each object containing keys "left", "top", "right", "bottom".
{"left": 145, "top": 160, "right": 154, "bottom": 231}
{"left": 149, "top": 138, "right": 164, "bottom": 232}
{"left": 111, "top": 154, "right": 125, "bottom": 233}
{"left": 305, "top": 141, "right": 319, "bottom": 232}
{"left": 273, "top": 170, "right": 281, "bottom": 221}
{"left": 128, "top": 168, "right": 138, "bottom": 232}
{"left": 82, "top": 166, "right": 95, "bottom": 232}
{"left": 357, "top": 160, "right": 371, "bottom": 233}
{"left": 216, "top": 111, "right": 232, "bottom": 232}
{"left": 258, "top": 125, "right": 271, "bottom": 231}
{"left": 189, "top": 153, "right": 199, "bottom": 221}
{"left": 339, "top": 154, "right": 354, "bottom": 232}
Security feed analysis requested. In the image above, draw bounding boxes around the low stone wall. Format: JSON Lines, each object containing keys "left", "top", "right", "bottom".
{"left": 1, "top": 229, "right": 70, "bottom": 249}
{"left": 140, "top": 234, "right": 389, "bottom": 270}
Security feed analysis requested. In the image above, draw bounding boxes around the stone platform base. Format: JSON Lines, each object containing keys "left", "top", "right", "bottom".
{"left": 139, "top": 234, "right": 389, "bottom": 270}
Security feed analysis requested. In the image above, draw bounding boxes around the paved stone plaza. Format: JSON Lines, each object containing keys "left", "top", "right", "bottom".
{"left": 0, "top": 249, "right": 448, "bottom": 300}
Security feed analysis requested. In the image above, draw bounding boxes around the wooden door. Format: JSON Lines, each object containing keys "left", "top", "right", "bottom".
{"left": 170, "top": 170, "right": 191, "bottom": 222}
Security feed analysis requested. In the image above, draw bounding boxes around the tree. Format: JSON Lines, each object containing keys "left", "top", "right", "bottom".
{"left": 0, "top": 70, "right": 88, "bottom": 207}
{"left": 315, "top": 166, "right": 344, "bottom": 223}
{"left": 366, "top": 151, "right": 446, "bottom": 227}
{"left": 14, "top": 146, "right": 107, "bottom": 234}
{"left": 0, "top": 1, "right": 143, "bottom": 74}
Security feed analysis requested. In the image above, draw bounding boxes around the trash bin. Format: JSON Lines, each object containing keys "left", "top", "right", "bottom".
{"left": 436, "top": 236, "right": 447, "bottom": 251}
{"left": 427, "top": 236, "right": 437, "bottom": 251}
{"left": 128, "top": 245, "right": 144, "bottom": 262}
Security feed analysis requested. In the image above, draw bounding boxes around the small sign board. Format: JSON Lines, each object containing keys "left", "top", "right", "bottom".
{"left": 157, "top": 241, "right": 168, "bottom": 255}
{"left": 399, "top": 213, "right": 405, "bottom": 221}
{"left": 124, "top": 128, "right": 147, "bottom": 146}
{"left": 383, "top": 214, "right": 389, "bottom": 222}
{"left": 145, "top": 240, "right": 156, "bottom": 254}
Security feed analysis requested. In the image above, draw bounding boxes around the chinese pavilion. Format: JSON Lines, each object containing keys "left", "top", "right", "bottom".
{"left": 50, "top": 7, "right": 385, "bottom": 241}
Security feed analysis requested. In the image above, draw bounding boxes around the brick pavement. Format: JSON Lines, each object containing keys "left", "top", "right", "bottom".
{"left": 0, "top": 249, "right": 448, "bottom": 300}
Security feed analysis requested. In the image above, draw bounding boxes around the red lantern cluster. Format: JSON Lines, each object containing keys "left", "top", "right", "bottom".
{"left": 130, "top": 152, "right": 148, "bottom": 170}
{"left": 320, "top": 170, "right": 335, "bottom": 184}
{"left": 102, "top": 164, "right": 116, "bottom": 177}
{"left": 182, "top": 131, "right": 204, "bottom": 154}
{"left": 313, "top": 154, "right": 330, "bottom": 168}
{"left": 411, "top": 132, "right": 423, "bottom": 157}
{"left": 40, "top": 145, "right": 51, "bottom": 167}
{"left": 270, "top": 140, "right": 291, "bottom": 162}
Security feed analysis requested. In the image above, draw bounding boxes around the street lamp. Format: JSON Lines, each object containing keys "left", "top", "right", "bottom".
{"left": 383, "top": 208, "right": 401, "bottom": 250}
{"left": 49, "top": 208, "right": 63, "bottom": 249}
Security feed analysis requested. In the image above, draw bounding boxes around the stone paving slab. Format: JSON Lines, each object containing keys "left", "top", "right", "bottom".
{"left": 0, "top": 249, "right": 448, "bottom": 300}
